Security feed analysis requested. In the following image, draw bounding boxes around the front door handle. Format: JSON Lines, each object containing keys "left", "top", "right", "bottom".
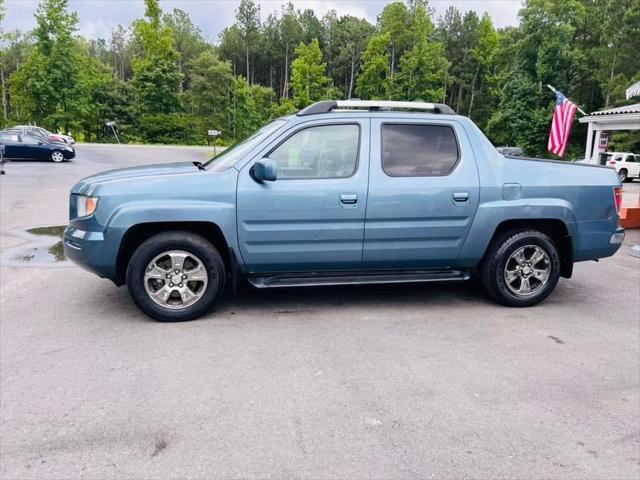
{"left": 340, "top": 194, "right": 358, "bottom": 205}
{"left": 453, "top": 192, "right": 469, "bottom": 202}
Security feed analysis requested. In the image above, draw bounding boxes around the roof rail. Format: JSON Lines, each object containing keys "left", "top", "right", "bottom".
{"left": 297, "top": 100, "right": 456, "bottom": 116}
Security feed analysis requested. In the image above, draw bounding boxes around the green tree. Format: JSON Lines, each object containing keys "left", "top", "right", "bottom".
{"left": 190, "top": 50, "right": 233, "bottom": 131}
{"left": 131, "top": 0, "right": 181, "bottom": 115}
{"left": 9, "top": 0, "right": 80, "bottom": 130}
{"left": 290, "top": 38, "right": 332, "bottom": 108}
{"left": 468, "top": 13, "right": 499, "bottom": 119}
{"left": 379, "top": 2, "right": 412, "bottom": 79}
{"left": 356, "top": 32, "right": 392, "bottom": 99}
{"left": 325, "top": 14, "right": 375, "bottom": 98}
{"left": 228, "top": 75, "right": 281, "bottom": 141}
{"left": 235, "top": 0, "right": 261, "bottom": 84}
{"left": 74, "top": 39, "right": 130, "bottom": 141}
{"left": 395, "top": 3, "right": 448, "bottom": 101}
{"left": 218, "top": 24, "right": 244, "bottom": 76}
{"left": 109, "top": 24, "right": 131, "bottom": 81}
{"left": 299, "top": 9, "right": 325, "bottom": 46}
{"left": 163, "top": 8, "right": 208, "bottom": 91}
{"left": 486, "top": 72, "right": 550, "bottom": 155}
{"left": 132, "top": 0, "right": 177, "bottom": 61}
{"left": 279, "top": 3, "right": 303, "bottom": 97}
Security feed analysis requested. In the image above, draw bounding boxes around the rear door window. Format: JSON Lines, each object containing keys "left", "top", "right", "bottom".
{"left": 381, "top": 124, "right": 459, "bottom": 177}
{"left": 0, "top": 133, "right": 20, "bottom": 142}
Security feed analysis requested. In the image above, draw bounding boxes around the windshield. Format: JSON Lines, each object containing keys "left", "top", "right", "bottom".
{"left": 205, "top": 118, "right": 288, "bottom": 171}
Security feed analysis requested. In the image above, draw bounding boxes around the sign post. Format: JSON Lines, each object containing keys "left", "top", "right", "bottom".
{"left": 208, "top": 129, "right": 222, "bottom": 157}
{"left": 105, "top": 121, "right": 120, "bottom": 144}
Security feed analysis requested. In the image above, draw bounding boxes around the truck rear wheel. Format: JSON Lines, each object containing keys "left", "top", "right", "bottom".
{"left": 126, "top": 231, "right": 225, "bottom": 321}
{"left": 480, "top": 229, "right": 561, "bottom": 307}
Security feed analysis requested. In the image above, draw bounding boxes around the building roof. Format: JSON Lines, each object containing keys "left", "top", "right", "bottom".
{"left": 626, "top": 81, "right": 640, "bottom": 100}
{"left": 578, "top": 103, "right": 640, "bottom": 129}
{"left": 587, "top": 103, "right": 640, "bottom": 116}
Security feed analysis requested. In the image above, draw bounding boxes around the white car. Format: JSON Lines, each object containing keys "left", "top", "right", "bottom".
{"left": 13, "top": 125, "right": 75, "bottom": 145}
{"left": 605, "top": 152, "right": 640, "bottom": 182}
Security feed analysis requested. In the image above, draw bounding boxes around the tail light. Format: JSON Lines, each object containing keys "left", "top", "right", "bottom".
{"left": 609, "top": 160, "right": 616, "bottom": 165}
{"left": 614, "top": 187, "right": 622, "bottom": 215}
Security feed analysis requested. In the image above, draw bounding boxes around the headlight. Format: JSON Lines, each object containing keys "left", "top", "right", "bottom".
{"left": 76, "top": 195, "right": 99, "bottom": 218}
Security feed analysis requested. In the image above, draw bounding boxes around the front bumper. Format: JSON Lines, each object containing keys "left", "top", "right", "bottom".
{"left": 64, "top": 225, "right": 120, "bottom": 282}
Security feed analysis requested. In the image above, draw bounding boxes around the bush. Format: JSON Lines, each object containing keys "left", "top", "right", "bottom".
{"left": 138, "top": 113, "right": 206, "bottom": 145}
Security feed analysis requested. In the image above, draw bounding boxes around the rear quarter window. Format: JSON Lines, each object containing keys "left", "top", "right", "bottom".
{"left": 381, "top": 124, "right": 459, "bottom": 177}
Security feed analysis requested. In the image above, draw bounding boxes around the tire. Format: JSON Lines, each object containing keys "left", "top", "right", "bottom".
{"left": 50, "top": 150, "right": 65, "bottom": 163}
{"left": 126, "top": 231, "right": 225, "bottom": 321}
{"left": 480, "top": 229, "right": 561, "bottom": 307}
{"left": 618, "top": 169, "right": 627, "bottom": 182}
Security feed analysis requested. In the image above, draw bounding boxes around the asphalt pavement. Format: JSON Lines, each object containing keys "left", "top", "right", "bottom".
{"left": 1, "top": 144, "right": 639, "bottom": 479}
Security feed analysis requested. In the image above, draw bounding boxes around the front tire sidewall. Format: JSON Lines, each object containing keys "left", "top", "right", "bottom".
{"left": 126, "top": 232, "right": 225, "bottom": 322}
{"left": 483, "top": 231, "right": 561, "bottom": 307}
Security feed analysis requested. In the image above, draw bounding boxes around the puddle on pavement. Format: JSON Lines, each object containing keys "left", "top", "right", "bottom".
{"left": 24, "top": 226, "right": 66, "bottom": 262}
{"left": 2, "top": 225, "right": 68, "bottom": 266}
{"left": 19, "top": 241, "right": 65, "bottom": 263}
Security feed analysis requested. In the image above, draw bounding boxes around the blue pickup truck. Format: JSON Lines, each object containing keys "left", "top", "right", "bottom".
{"left": 64, "top": 100, "right": 625, "bottom": 321}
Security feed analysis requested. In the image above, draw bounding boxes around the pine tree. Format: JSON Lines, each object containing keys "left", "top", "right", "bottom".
{"left": 395, "top": 4, "right": 449, "bottom": 102}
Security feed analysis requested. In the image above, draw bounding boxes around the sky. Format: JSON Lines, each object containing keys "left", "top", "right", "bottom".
{"left": 4, "top": 0, "right": 523, "bottom": 42}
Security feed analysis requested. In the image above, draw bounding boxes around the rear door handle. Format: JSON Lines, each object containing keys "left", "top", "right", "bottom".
{"left": 453, "top": 192, "right": 469, "bottom": 202}
{"left": 340, "top": 194, "right": 358, "bottom": 205}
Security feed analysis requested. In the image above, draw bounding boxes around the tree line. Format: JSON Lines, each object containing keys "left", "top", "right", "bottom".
{"left": 0, "top": 0, "right": 638, "bottom": 156}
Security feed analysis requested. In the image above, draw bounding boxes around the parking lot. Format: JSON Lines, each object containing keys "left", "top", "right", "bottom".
{"left": 1, "top": 145, "right": 639, "bottom": 479}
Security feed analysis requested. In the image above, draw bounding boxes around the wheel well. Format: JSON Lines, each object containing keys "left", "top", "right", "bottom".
{"left": 487, "top": 219, "right": 574, "bottom": 278}
{"left": 115, "top": 221, "right": 232, "bottom": 285}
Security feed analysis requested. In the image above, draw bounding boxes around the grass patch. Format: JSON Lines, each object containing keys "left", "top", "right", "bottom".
{"left": 48, "top": 241, "right": 65, "bottom": 261}
{"left": 27, "top": 225, "right": 66, "bottom": 237}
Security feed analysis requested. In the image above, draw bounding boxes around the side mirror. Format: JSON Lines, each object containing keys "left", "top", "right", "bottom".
{"left": 37, "top": 141, "right": 44, "bottom": 145}
{"left": 252, "top": 158, "right": 277, "bottom": 182}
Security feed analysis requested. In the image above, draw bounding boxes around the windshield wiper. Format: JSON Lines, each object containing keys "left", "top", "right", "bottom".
{"left": 193, "top": 161, "right": 206, "bottom": 171}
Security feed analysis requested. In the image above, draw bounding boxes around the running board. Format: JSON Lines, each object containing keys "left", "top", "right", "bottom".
{"left": 247, "top": 269, "right": 470, "bottom": 289}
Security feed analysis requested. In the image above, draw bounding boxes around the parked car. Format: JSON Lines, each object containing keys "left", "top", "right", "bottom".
{"left": 0, "top": 130, "right": 75, "bottom": 162}
{"left": 64, "top": 100, "right": 624, "bottom": 322}
{"left": 496, "top": 146, "right": 525, "bottom": 157}
{"left": 604, "top": 151, "right": 639, "bottom": 182}
{"left": 11, "top": 125, "right": 75, "bottom": 145}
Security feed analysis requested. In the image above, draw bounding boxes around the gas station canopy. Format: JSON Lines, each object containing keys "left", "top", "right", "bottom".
{"left": 578, "top": 103, "right": 640, "bottom": 164}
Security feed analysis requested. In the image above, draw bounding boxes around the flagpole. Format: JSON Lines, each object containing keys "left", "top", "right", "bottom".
{"left": 546, "top": 84, "right": 588, "bottom": 116}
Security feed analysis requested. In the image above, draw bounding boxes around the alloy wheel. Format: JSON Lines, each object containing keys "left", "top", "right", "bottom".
{"left": 503, "top": 245, "right": 551, "bottom": 297}
{"left": 51, "top": 151, "right": 64, "bottom": 163}
{"left": 143, "top": 250, "right": 209, "bottom": 310}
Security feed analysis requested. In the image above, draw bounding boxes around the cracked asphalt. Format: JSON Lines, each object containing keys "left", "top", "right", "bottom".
{"left": 1, "top": 144, "right": 639, "bottom": 479}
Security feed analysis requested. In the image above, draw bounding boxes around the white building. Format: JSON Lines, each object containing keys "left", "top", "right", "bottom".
{"left": 578, "top": 103, "right": 640, "bottom": 164}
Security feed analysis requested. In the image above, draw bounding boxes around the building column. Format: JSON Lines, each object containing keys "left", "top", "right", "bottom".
{"left": 585, "top": 122, "right": 594, "bottom": 163}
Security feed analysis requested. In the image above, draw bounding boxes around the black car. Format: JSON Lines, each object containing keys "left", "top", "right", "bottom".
{"left": 496, "top": 146, "right": 525, "bottom": 157}
{"left": 0, "top": 130, "right": 75, "bottom": 162}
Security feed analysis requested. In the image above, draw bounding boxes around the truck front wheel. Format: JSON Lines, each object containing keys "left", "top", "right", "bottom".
{"left": 480, "top": 229, "right": 561, "bottom": 307}
{"left": 126, "top": 231, "right": 225, "bottom": 321}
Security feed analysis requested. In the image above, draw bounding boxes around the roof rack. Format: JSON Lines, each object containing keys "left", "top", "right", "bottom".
{"left": 297, "top": 100, "right": 456, "bottom": 116}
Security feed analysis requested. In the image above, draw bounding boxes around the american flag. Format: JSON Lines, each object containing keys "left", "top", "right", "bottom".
{"left": 548, "top": 90, "right": 577, "bottom": 157}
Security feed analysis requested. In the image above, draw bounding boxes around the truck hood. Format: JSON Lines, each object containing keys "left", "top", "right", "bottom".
{"left": 72, "top": 162, "right": 200, "bottom": 195}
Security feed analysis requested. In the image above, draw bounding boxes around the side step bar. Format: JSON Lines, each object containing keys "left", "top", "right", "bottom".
{"left": 247, "top": 269, "right": 470, "bottom": 289}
